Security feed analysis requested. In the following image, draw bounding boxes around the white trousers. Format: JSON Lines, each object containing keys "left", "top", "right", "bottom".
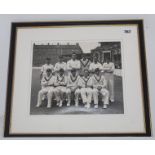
{"left": 104, "top": 73, "right": 114, "bottom": 101}
{"left": 80, "top": 88, "right": 93, "bottom": 104}
{"left": 54, "top": 86, "right": 67, "bottom": 102}
{"left": 92, "top": 88, "right": 109, "bottom": 105}
{"left": 66, "top": 88, "right": 80, "bottom": 103}
{"left": 37, "top": 87, "right": 52, "bottom": 107}
{"left": 47, "top": 87, "right": 56, "bottom": 107}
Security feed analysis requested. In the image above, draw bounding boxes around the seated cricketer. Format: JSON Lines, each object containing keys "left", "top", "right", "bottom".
{"left": 36, "top": 68, "right": 55, "bottom": 108}
{"left": 40, "top": 57, "right": 54, "bottom": 89}
{"left": 77, "top": 69, "right": 93, "bottom": 108}
{"left": 92, "top": 68, "right": 109, "bottom": 109}
{"left": 66, "top": 68, "right": 81, "bottom": 107}
{"left": 53, "top": 68, "right": 67, "bottom": 107}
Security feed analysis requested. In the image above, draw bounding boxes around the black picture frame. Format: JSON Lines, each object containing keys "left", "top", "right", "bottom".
{"left": 4, "top": 20, "right": 152, "bottom": 137}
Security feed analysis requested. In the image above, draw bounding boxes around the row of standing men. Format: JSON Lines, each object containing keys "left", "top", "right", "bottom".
{"left": 36, "top": 53, "right": 115, "bottom": 109}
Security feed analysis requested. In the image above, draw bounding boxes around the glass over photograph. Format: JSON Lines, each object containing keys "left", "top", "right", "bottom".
{"left": 4, "top": 21, "right": 151, "bottom": 137}
{"left": 30, "top": 41, "right": 124, "bottom": 115}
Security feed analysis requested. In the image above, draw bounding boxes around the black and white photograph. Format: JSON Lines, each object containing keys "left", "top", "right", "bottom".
{"left": 30, "top": 41, "right": 124, "bottom": 115}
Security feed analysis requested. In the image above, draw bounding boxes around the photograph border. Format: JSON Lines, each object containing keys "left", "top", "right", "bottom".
{"left": 4, "top": 20, "right": 152, "bottom": 137}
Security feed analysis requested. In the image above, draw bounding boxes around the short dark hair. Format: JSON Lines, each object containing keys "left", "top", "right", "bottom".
{"left": 94, "top": 55, "right": 98, "bottom": 59}
{"left": 83, "top": 54, "right": 87, "bottom": 57}
{"left": 46, "top": 68, "right": 52, "bottom": 72}
{"left": 106, "top": 57, "right": 110, "bottom": 61}
{"left": 84, "top": 69, "right": 89, "bottom": 73}
{"left": 46, "top": 57, "right": 51, "bottom": 60}
{"left": 95, "top": 68, "right": 100, "bottom": 72}
{"left": 59, "top": 55, "right": 63, "bottom": 59}
{"left": 59, "top": 68, "right": 64, "bottom": 73}
{"left": 71, "top": 68, "right": 76, "bottom": 73}
{"left": 72, "top": 52, "right": 76, "bottom": 55}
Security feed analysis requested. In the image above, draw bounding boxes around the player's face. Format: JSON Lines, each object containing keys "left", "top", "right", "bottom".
{"left": 84, "top": 70, "right": 89, "bottom": 77}
{"left": 94, "top": 57, "right": 98, "bottom": 63}
{"left": 46, "top": 59, "right": 51, "bottom": 64}
{"left": 71, "top": 70, "right": 76, "bottom": 76}
{"left": 47, "top": 71, "right": 51, "bottom": 76}
{"left": 72, "top": 54, "right": 76, "bottom": 60}
{"left": 106, "top": 58, "right": 110, "bottom": 63}
{"left": 59, "top": 71, "right": 64, "bottom": 76}
{"left": 83, "top": 55, "right": 86, "bottom": 60}
{"left": 59, "top": 57, "right": 62, "bottom": 62}
{"left": 95, "top": 70, "right": 100, "bottom": 75}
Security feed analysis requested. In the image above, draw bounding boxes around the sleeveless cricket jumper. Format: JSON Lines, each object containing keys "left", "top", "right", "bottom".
{"left": 66, "top": 74, "right": 80, "bottom": 104}
{"left": 80, "top": 59, "right": 91, "bottom": 76}
{"left": 77, "top": 76, "right": 93, "bottom": 104}
{"left": 40, "top": 64, "right": 54, "bottom": 88}
{"left": 92, "top": 74, "right": 109, "bottom": 105}
{"left": 37, "top": 75, "right": 55, "bottom": 107}
{"left": 54, "top": 74, "right": 67, "bottom": 102}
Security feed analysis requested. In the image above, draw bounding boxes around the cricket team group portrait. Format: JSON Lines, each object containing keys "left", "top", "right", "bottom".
{"left": 30, "top": 41, "right": 124, "bottom": 115}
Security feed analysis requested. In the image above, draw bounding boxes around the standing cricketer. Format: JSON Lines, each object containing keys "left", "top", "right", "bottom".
{"left": 66, "top": 69, "right": 80, "bottom": 107}
{"left": 54, "top": 55, "right": 67, "bottom": 74}
{"left": 67, "top": 53, "right": 81, "bottom": 74}
{"left": 89, "top": 56, "right": 102, "bottom": 74}
{"left": 92, "top": 68, "right": 109, "bottom": 109}
{"left": 36, "top": 69, "right": 55, "bottom": 108}
{"left": 79, "top": 54, "right": 91, "bottom": 76}
{"left": 102, "top": 57, "right": 115, "bottom": 102}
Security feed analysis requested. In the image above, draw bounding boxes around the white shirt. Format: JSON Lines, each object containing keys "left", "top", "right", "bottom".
{"left": 67, "top": 59, "right": 81, "bottom": 71}
{"left": 41, "top": 64, "right": 54, "bottom": 75}
{"left": 103, "top": 62, "right": 115, "bottom": 73}
{"left": 54, "top": 62, "right": 67, "bottom": 72}
{"left": 89, "top": 62, "right": 103, "bottom": 72}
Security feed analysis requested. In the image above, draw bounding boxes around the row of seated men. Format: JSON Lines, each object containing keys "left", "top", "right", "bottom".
{"left": 36, "top": 68, "right": 109, "bottom": 109}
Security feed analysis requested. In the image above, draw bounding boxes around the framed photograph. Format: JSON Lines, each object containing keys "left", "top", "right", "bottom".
{"left": 4, "top": 20, "right": 151, "bottom": 137}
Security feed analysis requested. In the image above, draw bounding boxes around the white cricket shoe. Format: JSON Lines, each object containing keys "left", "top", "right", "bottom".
{"left": 47, "top": 104, "right": 51, "bottom": 108}
{"left": 84, "top": 103, "right": 87, "bottom": 108}
{"left": 86, "top": 103, "right": 90, "bottom": 109}
{"left": 36, "top": 104, "right": 40, "bottom": 108}
{"left": 42, "top": 95, "right": 46, "bottom": 101}
{"left": 110, "top": 99, "right": 114, "bottom": 103}
{"left": 75, "top": 101, "right": 79, "bottom": 107}
{"left": 94, "top": 105, "right": 98, "bottom": 109}
{"left": 103, "top": 105, "right": 107, "bottom": 109}
{"left": 67, "top": 101, "right": 70, "bottom": 107}
{"left": 59, "top": 100, "right": 63, "bottom": 107}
